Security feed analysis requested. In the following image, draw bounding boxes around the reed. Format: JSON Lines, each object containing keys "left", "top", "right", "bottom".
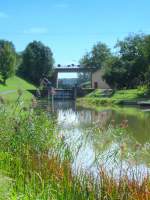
{"left": 0, "top": 96, "right": 150, "bottom": 199}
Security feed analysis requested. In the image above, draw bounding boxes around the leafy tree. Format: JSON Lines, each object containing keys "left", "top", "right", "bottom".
{"left": 0, "top": 40, "right": 16, "bottom": 84}
{"left": 103, "top": 57, "right": 127, "bottom": 89}
{"left": 115, "top": 34, "right": 147, "bottom": 88}
{"left": 80, "top": 53, "right": 93, "bottom": 68}
{"left": 103, "top": 34, "right": 148, "bottom": 89}
{"left": 21, "top": 41, "right": 54, "bottom": 85}
{"left": 80, "top": 42, "right": 111, "bottom": 69}
{"left": 142, "top": 35, "right": 150, "bottom": 85}
{"left": 79, "top": 42, "right": 112, "bottom": 86}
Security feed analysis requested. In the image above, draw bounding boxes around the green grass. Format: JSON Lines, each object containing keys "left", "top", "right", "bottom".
{"left": 0, "top": 76, "right": 36, "bottom": 102}
{"left": 1, "top": 90, "right": 34, "bottom": 103}
{"left": 1, "top": 101, "right": 150, "bottom": 199}
{"left": 78, "top": 87, "right": 150, "bottom": 106}
{"left": 0, "top": 76, "right": 35, "bottom": 92}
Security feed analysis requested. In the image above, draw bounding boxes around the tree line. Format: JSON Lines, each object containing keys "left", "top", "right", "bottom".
{"left": 80, "top": 33, "right": 150, "bottom": 89}
{"left": 0, "top": 40, "right": 54, "bottom": 85}
{"left": 1, "top": 33, "right": 150, "bottom": 89}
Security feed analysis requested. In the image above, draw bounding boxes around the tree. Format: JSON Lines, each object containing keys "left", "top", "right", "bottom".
{"left": 115, "top": 34, "right": 147, "bottom": 88}
{"left": 103, "top": 57, "right": 127, "bottom": 89}
{"left": 103, "top": 34, "right": 148, "bottom": 89}
{"left": 80, "top": 42, "right": 112, "bottom": 69}
{"left": 142, "top": 35, "right": 150, "bottom": 85}
{"left": 21, "top": 41, "right": 54, "bottom": 85}
{"left": 0, "top": 40, "right": 16, "bottom": 84}
{"left": 79, "top": 42, "right": 112, "bottom": 86}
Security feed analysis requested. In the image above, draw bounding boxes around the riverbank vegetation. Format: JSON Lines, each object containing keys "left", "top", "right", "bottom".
{"left": 78, "top": 86, "right": 150, "bottom": 106}
{"left": 1, "top": 97, "right": 150, "bottom": 199}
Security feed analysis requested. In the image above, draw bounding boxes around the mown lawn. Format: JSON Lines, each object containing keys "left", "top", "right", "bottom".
{"left": 78, "top": 87, "right": 150, "bottom": 106}
{"left": 0, "top": 76, "right": 35, "bottom": 92}
{"left": 0, "top": 76, "right": 36, "bottom": 102}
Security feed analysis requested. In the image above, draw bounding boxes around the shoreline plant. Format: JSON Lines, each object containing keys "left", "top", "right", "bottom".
{"left": 0, "top": 96, "right": 150, "bottom": 199}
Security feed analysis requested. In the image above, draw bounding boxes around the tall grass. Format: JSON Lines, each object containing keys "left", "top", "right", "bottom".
{"left": 0, "top": 95, "right": 150, "bottom": 199}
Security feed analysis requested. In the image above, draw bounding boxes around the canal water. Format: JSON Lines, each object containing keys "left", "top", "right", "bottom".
{"left": 39, "top": 100, "right": 150, "bottom": 179}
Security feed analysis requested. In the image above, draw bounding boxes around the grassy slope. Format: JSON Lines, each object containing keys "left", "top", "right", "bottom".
{"left": 77, "top": 87, "right": 150, "bottom": 106}
{"left": 0, "top": 76, "right": 36, "bottom": 102}
{"left": 0, "top": 76, "right": 35, "bottom": 91}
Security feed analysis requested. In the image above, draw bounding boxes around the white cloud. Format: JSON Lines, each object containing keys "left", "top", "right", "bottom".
{"left": 54, "top": 3, "right": 69, "bottom": 8}
{"left": 0, "top": 11, "right": 8, "bottom": 19}
{"left": 24, "top": 27, "right": 48, "bottom": 34}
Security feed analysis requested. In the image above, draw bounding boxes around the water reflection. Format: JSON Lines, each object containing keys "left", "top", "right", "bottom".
{"left": 39, "top": 100, "right": 150, "bottom": 178}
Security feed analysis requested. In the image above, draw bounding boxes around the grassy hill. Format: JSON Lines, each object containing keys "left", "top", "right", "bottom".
{"left": 0, "top": 76, "right": 35, "bottom": 91}
{"left": 0, "top": 76, "right": 36, "bottom": 102}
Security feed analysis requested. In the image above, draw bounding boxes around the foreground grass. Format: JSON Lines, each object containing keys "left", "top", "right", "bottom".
{"left": 1, "top": 90, "right": 34, "bottom": 103}
{"left": 78, "top": 87, "right": 150, "bottom": 106}
{"left": 1, "top": 98, "right": 150, "bottom": 199}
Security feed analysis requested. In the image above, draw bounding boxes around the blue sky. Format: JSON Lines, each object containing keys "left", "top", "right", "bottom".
{"left": 0, "top": 0, "right": 150, "bottom": 78}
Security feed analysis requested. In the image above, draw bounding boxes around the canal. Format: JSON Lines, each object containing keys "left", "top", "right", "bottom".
{"left": 39, "top": 100, "right": 150, "bottom": 179}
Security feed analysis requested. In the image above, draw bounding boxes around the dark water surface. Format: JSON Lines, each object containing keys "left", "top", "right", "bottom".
{"left": 39, "top": 100, "right": 150, "bottom": 178}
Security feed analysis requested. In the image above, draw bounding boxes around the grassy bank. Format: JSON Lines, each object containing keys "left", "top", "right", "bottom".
{"left": 0, "top": 76, "right": 36, "bottom": 102}
{"left": 77, "top": 87, "right": 150, "bottom": 107}
{"left": 1, "top": 98, "right": 150, "bottom": 199}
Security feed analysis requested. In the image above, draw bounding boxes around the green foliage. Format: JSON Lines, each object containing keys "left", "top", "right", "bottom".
{"left": 87, "top": 89, "right": 103, "bottom": 98}
{"left": 103, "top": 56, "right": 127, "bottom": 89}
{"left": 80, "top": 42, "right": 111, "bottom": 70}
{"left": 1, "top": 101, "right": 150, "bottom": 199}
{"left": 0, "top": 40, "right": 16, "bottom": 84}
{"left": 79, "top": 42, "right": 111, "bottom": 86}
{"left": 79, "top": 87, "right": 149, "bottom": 106}
{"left": 20, "top": 41, "right": 54, "bottom": 85}
{"left": 0, "top": 75, "right": 36, "bottom": 103}
{"left": 103, "top": 34, "right": 147, "bottom": 89}
{"left": 0, "top": 76, "right": 35, "bottom": 92}
{"left": 80, "top": 33, "right": 150, "bottom": 89}
{"left": 103, "top": 34, "right": 150, "bottom": 89}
